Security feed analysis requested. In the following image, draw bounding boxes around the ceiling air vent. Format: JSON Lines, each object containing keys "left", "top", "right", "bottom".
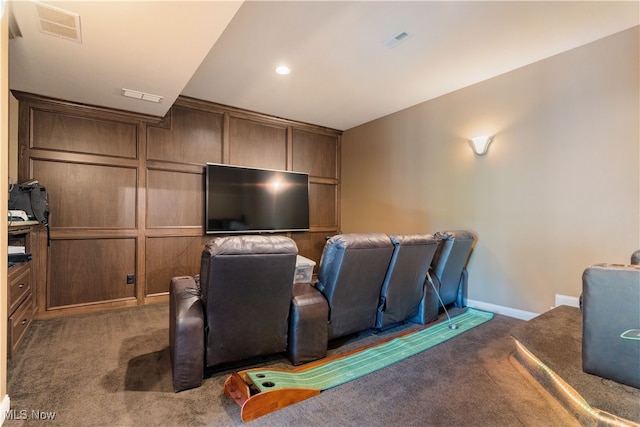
{"left": 382, "top": 31, "right": 412, "bottom": 48}
{"left": 35, "top": 2, "right": 82, "bottom": 43}
{"left": 121, "top": 89, "right": 164, "bottom": 104}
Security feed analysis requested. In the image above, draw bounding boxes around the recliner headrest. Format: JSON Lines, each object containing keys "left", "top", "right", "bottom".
{"left": 326, "top": 233, "right": 393, "bottom": 250}
{"left": 390, "top": 234, "right": 437, "bottom": 247}
{"left": 203, "top": 235, "right": 298, "bottom": 257}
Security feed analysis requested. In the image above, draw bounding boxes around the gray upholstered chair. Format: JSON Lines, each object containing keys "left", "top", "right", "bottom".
{"left": 315, "top": 233, "right": 395, "bottom": 340}
{"left": 376, "top": 234, "right": 439, "bottom": 329}
{"left": 169, "top": 235, "right": 298, "bottom": 391}
{"left": 430, "top": 230, "right": 475, "bottom": 308}
{"left": 581, "top": 263, "right": 640, "bottom": 389}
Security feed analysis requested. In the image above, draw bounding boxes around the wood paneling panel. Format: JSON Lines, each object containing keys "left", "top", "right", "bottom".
{"left": 147, "top": 106, "right": 223, "bottom": 164}
{"left": 48, "top": 238, "right": 136, "bottom": 308}
{"left": 32, "top": 110, "right": 137, "bottom": 159}
{"left": 32, "top": 160, "right": 137, "bottom": 229}
{"left": 146, "top": 169, "right": 204, "bottom": 228}
{"left": 229, "top": 116, "right": 287, "bottom": 170}
{"left": 292, "top": 129, "right": 339, "bottom": 178}
{"left": 145, "top": 235, "right": 212, "bottom": 295}
{"left": 17, "top": 93, "right": 341, "bottom": 317}
{"left": 310, "top": 182, "right": 338, "bottom": 228}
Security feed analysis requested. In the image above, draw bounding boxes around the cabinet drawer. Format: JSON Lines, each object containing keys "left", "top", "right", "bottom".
{"left": 9, "top": 294, "right": 34, "bottom": 356}
{"left": 8, "top": 263, "right": 31, "bottom": 314}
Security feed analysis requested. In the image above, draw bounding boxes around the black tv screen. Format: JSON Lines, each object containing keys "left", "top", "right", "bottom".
{"left": 205, "top": 163, "right": 310, "bottom": 234}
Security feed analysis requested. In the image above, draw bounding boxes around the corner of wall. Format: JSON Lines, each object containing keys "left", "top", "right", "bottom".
{"left": 1, "top": 0, "right": 10, "bottom": 410}
{"left": 0, "top": 395, "right": 10, "bottom": 425}
{"left": 8, "top": 93, "right": 18, "bottom": 183}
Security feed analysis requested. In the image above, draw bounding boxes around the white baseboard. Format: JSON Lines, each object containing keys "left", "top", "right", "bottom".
{"left": 554, "top": 294, "right": 580, "bottom": 308}
{"left": 467, "top": 299, "right": 538, "bottom": 321}
{"left": 0, "top": 394, "right": 10, "bottom": 425}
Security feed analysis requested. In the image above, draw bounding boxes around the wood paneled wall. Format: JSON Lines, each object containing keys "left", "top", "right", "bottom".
{"left": 14, "top": 92, "right": 341, "bottom": 318}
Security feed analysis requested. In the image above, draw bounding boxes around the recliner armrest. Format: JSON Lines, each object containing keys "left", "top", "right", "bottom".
{"left": 288, "top": 282, "right": 329, "bottom": 365}
{"left": 170, "top": 276, "right": 205, "bottom": 392}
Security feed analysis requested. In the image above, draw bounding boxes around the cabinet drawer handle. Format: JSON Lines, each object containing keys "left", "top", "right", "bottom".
{"left": 19, "top": 283, "right": 25, "bottom": 288}
{"left": 21, "top": 319, "right": 28, "bottom": 326}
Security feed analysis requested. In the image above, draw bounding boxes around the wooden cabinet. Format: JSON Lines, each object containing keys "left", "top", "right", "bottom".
{"left": 7, "top": 222, "right": 43, "bottom": 357}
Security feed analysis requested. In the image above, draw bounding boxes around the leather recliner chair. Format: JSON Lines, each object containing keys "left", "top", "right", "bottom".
{"left": 430, "top": 230, "right": 475, "bottom": 308}
{"left": 314, "top": 233, "right": 395, "bottom": 340}
{"left": 170, "top": 235, "right": 298, "bottom": 392}
{"left": 582, "top": 263, "right": 640, "bottom": 389}
{"left": 376, "top": 234, "right": 439, "bottom": 329}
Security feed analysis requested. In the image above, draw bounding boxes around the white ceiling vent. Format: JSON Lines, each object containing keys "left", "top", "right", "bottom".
{"left": 121, "top": 89, "right": 164, "bottom": 104}
{"left": 382, "top": 31, "right": 413, "bottom": 48}
{"left": 35, "top": 2, "right": 82, "bottom": 43}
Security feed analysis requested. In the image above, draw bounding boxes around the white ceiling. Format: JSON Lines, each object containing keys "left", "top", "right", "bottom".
{"left": 8, "top": 0, "right": 244, "bottom": 117}
{"left": 8, "top": 1, "right": 640, "bottom": 131}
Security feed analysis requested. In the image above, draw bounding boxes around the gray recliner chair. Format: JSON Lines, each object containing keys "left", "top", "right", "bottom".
{"left": 430, "top": 230, "right": 475, "bottom": 308}
{"left": 316, "top": 233, "right": 395, "bottom": 340}
{"left": 376, "top": 234, "right": 439, "bottom": 329}
{"left": 170, "top": 235, "right": 298, "bottom": 392}
{"left": 582, "top": 263, "right": 640, "bottom": 389}
{"left": 288, "top": 233, "right": 395, "bottom": 365}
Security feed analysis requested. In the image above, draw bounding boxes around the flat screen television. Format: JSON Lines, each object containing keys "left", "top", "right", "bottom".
{"left": 205, "top": 163, "right": 310, "bottom": 234}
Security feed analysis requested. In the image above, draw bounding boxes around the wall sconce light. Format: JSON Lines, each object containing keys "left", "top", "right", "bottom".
{"left": 470, "top": 136, "right": 494, "bottom": 157}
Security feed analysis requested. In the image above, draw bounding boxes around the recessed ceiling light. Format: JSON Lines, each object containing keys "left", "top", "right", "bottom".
{"left": 275, "top": 65, "right": 291, "bottom": 75}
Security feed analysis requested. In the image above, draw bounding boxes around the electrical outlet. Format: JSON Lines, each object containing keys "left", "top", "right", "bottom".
{"left": 126, "top": 274, "right": 135, "bottom": 285}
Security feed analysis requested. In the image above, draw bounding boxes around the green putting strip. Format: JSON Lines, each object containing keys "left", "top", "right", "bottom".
{"left": 247, "top": 308, "right": 493, "bottom": 392}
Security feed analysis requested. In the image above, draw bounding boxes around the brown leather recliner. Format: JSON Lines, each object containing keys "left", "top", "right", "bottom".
{"left": 169, "top": 235, "right": 298, "bottom": 392}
